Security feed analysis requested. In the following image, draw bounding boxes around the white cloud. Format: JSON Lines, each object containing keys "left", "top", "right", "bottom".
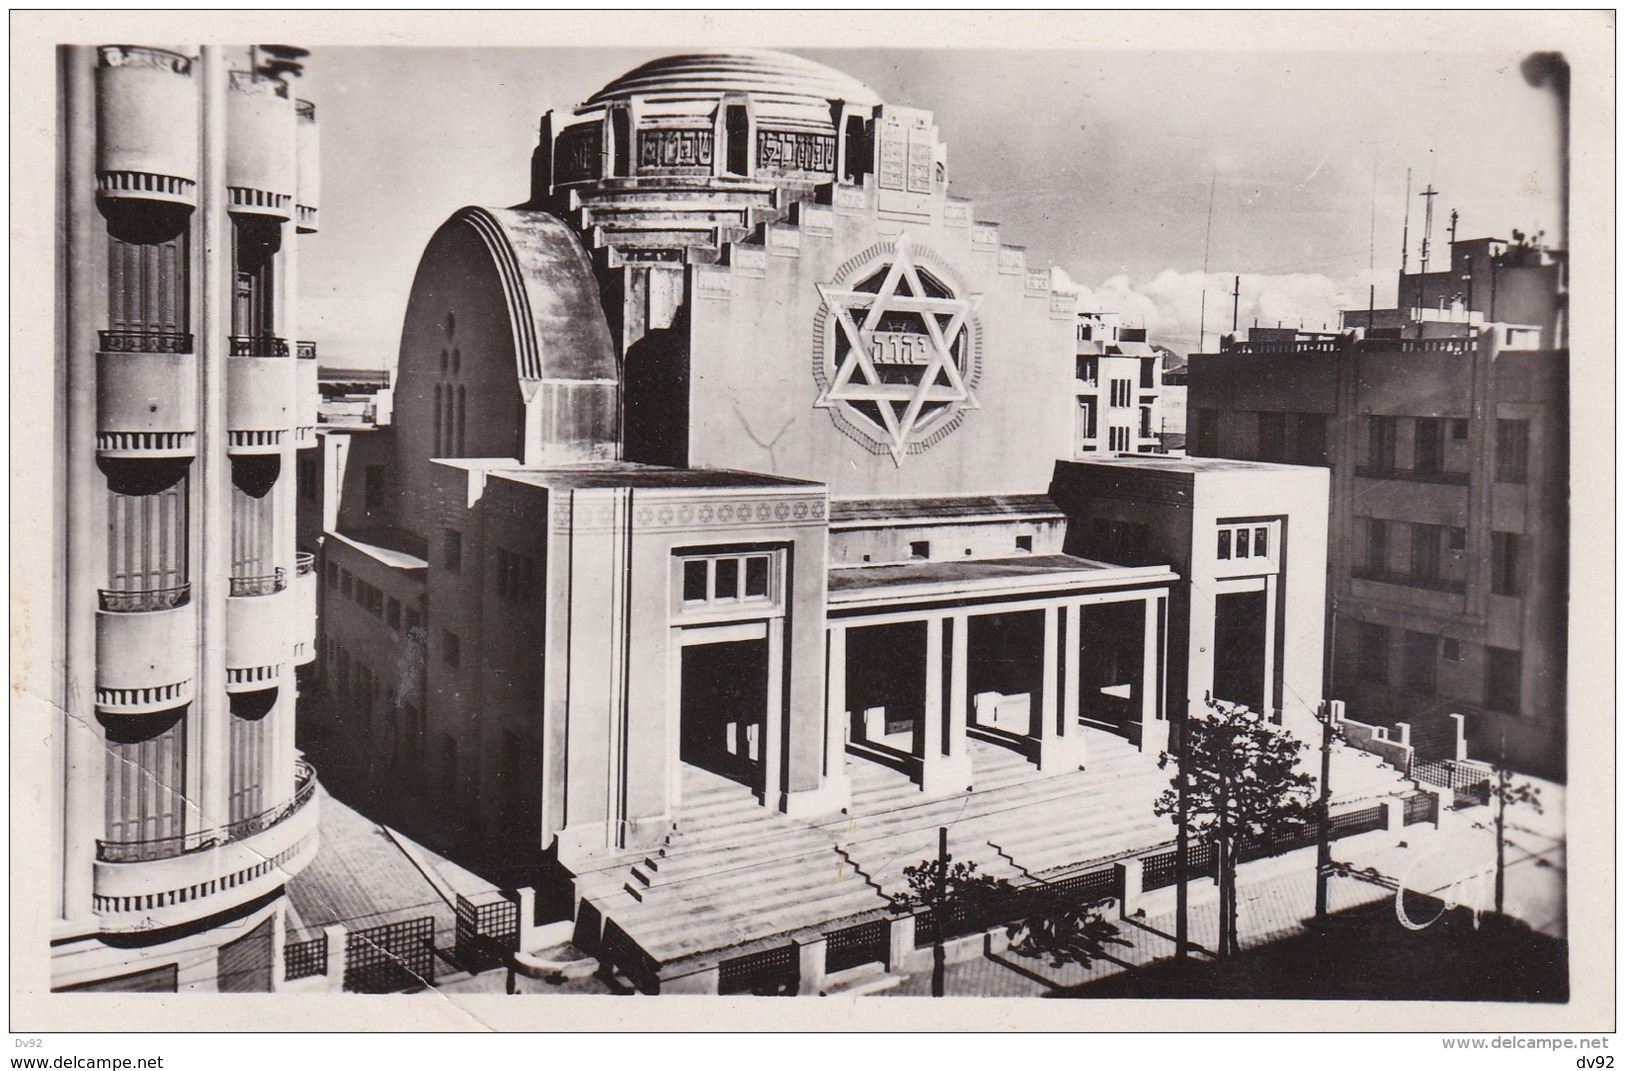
{"left": 1061, "top": 268, "right": 1378, "bottom": 354}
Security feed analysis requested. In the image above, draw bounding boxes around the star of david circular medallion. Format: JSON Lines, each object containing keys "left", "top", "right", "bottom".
{"left": 814, "top": 234, "right": 982, "bottom": 466}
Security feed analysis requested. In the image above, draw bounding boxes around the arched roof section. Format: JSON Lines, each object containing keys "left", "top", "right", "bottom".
{"left": 451, "top": 206, "right": 618, "bottom": 397}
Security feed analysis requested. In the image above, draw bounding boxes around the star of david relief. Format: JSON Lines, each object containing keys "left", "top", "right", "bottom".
{"left": 814, "top": 234, "right": 982, "bottom": 465}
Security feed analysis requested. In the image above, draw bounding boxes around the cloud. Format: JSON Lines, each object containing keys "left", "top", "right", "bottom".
{"left": 1058, "top": 268, "right": 1384, "bottom": 354}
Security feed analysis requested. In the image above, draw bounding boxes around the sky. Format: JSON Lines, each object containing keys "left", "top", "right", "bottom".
{"left": 287, "top": 37, "right": 1565, "bottom": 366}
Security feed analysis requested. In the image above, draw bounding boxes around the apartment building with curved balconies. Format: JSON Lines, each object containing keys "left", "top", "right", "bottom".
{"left": 46, "top": 43, "right": 322, "bottom": 992}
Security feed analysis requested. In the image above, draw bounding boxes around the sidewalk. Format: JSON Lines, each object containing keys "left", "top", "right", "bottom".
{"left": 886, "top": 804, "right": 1564, "bottom": 997}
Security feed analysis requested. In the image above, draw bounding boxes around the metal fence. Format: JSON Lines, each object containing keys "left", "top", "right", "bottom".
{"left": 343, "top": 916, "right": 435, "bottom": 993}
{"left": 1329, "top": 804, "right": 1386, "bottom": 840}
{"left": 1403, "top": 791, "right": 1437, "bottom": 826}
{"left": 454, "top": 893, "right": 518, "bottom": 975}
{"left": 599, "top": 921, "right": 658, "bottom": 994}
{"left": 824, "top": 919, "right": 889, "bottom": 975}
{"left": 717, "top": 944, "right": 799, "bottom": 996}
{"left": 283, "top": 934, "right": 327, "bottom": 981}
{"left": 1412, "top": 759, "right": 1492, "bottom": 808}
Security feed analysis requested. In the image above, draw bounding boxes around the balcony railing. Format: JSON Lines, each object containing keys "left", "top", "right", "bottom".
{"left": 1354, "top": 465, "right": 1471, "bottom": 486}
{"left": 98, "top": 44, "right": 193, "bottom": 74}
{"left": 229, "top": 335, "right": 290, "bottom": 358}
{"left": 96, "top": 760, "right": 317, "bottom": 863}
{"left": 1349, "top": 566, "right": 1467, "bottom": 596}
{"left": 229, "top": 567, "right": 287, "bottom": 598}
{"left": 99, "top": 329, "right": 194, "bottom": 354}
{"left": 295, "top": 340, "right": 317, "bottom": 360}
{"left": 97, "top": 584, "right": 191, "bottom": 613}
{"left": 295, "top": 551, "right": 316, "bottom": 577}
{"left": 1356, "top": 337, "right": 1474, "bottom": 355}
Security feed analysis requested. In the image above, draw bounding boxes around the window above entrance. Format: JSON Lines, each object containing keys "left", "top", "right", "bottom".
{"left": 1214, "top": 519, "right": 1281, "bottom": 578}
{"left": 673, "top": 548, "right": 785, "bottom": 620}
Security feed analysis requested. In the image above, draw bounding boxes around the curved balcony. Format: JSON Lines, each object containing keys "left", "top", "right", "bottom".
{"left": 226, "top": 71, "right": 295, "bottom": 221}
{"left": 295, "top": 342, "right": 319, "bottom": 448}
{"left": 294, "top": 552, "right": 317, "bottom": 665}
{"left": 226, "top": 584, "right": 289, "bottom": 690}
{"left": 227, "top": 338, "right": 294, "bottom": 454}
{"left": 95, "top": 46, "right": 198, "bottom": 210}
{"left": 97, "top": 331, "right": 198, "bottom": 459}
{"left": 94, "top": 591, "right": 197, "bottom": 714}
{"left": 93, "top": 760, "right": 320, "bottom": 933}
{"left": 295, "top": 100, "right": 319, "bottom": 233}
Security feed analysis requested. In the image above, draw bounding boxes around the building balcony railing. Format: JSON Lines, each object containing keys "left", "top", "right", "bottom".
{"left": 97, "top": 584, "right": 191, "bottom": 613}
{"left": 1354, "top": 465, "right": 1471, "bottom": 487}
{"left": 296, "top": 340, "right": 317, "bottom": 360}
{"left": 98, "top": 44, "right": 193, "bottom": 75}
{"left": 98, "top": 329, "right": 193, "bottom": 354}
{"left": 96, "top": 760, "right": 316, "bottom": 864}
{"left": 1349, "top": 566, "right": 1467, "bottom": 596}
{"left": 295, "top": 551, "right": 316, "bottom": 577}
{"left": 230, "top": 335, "right": 291, "bottom": 358}
{"left": 1356, "top": 337, "right": 1475, "bottom": 356}
{"left": 229, "top": 567, "right": 287, "bottom": 598}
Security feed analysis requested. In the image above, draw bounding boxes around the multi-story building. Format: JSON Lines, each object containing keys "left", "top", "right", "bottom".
{"left": 305, "top": 50, "right": 1336, "bottom": 993}
{"left": 1071, "top": 310, "right": 1164, "bottom": 456}
{"left": 1187, "top": 234, "right": 1567, "bottom": 778}
{"left": 39, "top": 44, "right": 322, "bottom": 991}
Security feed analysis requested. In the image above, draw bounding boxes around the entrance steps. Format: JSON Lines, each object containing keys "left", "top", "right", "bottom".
{"left": 1327, "top": 739, "right": 1419, "bottom": 804}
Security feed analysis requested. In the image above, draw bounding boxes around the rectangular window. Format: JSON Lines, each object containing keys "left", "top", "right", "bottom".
{"left": 1411, "top": 523, "right": 1441, "bottom": 582}
{"left": 1365, "top": 519, "right": 1388, "bottom": 575}
{"left": 1447, "top": 527, "right": 1467, "bottom": 551}
{"left": 298, "top": 453, "right": 318, "bottom": 502}
{"left": 713, "top": 557, "right": 739, "bottom": 599}
{"left": 909, "top": 540, "right": 930, "bottom": 560}
{"left": 1356, "top": 622, "right": 1388, "bottom": 683}
{"left": 1077, "top": 397, "right": 1098, "bottom": 440}
{"left": 1253, "top": 527, "right": 1269, "bottom": 558}
{"left": 1075, "top": 355, "right": 1098, "bottom": 384}
{"left": 1235, "top": 528, "right": 1250, "bottom": 558}
{"left": 1402, "top": 629, "right": 1437, "bottom": 695}
{"left": 1110, "top": 379, "right": 1132, "bottom": 408}
{"left": 1193, "top": 410, "right": 1219, "bottom": 457}
{"left": 744, "top": 555, "right": 769, "bottom": 597}
{"left": 1015, "top": 535, "right": 1033, "bottom": 553}
{"left": 1139, "top": 358, "right": 1156, "bottom": 389}
{"left": 1491, "top": 532, "right": 1521, "bottom": 596}
{"left": 1139, "top": 405, "right": 1153, "bottom": 439}
{"left": 108, "top": 226, "right": 190, "bottom": 338}
{"left": 1295, "top": 413, "right": 1329, "bottom": 466}
{"left": 1486, "top": 647, "right": 1522, "bottom": 714}
{"left": 1217, "top": 529, "right": 1232, "bottom": 560}
{"left": 364, "top": 465, "right": 385, "bottom": 512}
{"left": 1450, "top": 418, "right": 1470, "bottom": 441}
{"left": 1414, "top": 417, "right": 1444, "bottom": 474}
{"left": 1442, "top": 638, "right": 1463, "bottom": 662}
{"left": 443, "top": 528, "right": 462, "bottom": 573}
{"left": 387, "top": 598, "right": 402, "bottom": 631}
{"left": 104, "top": 710, "right": 187, "bottom": 848}
{"left": 682, "top": 559, "right": 708, "bottom": 602}
{"left": 1109, "top": 427, "right": 1130, "bottom": 452}
{"left": 1368, "top": 416, "right": 1398, "bottom": 471}
{"left": 1496, "top": 419, "right": 1529, "bottom": 483}
{"left": 106, "top": 477, "right": 190, "bottom": 600}
{"left": 443, "top": 629, "right": 461, "bottom": 669}
{"left": 1257, "top": 412, "right": 1287, "bottom": 462}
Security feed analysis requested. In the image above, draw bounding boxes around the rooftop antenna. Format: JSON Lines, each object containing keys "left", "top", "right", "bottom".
{"left": 1448, "top": 208, "right": 1459, "bottom": 247}
{"left": 1418, "top": 183, "right": 1438, "bottom": 334}
{"left": 1197, "top": 168, "right": 1216, "bottom": 352}
{"left": 1400, "top": 167, "right": 1412, "bottom": 273}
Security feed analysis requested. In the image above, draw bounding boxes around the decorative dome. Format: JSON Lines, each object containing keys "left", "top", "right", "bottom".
{"left": 582, "top": 50, "right": 882, "bottom": 112}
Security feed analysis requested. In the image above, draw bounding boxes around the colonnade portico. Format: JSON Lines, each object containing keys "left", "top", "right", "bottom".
{"left": 825, "top": 574, "right": 1173, "bottom": 799}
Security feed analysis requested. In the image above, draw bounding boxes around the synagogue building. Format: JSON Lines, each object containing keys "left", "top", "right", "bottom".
{"left": 305, "top": 51, "right": 1334, "bottom": 992}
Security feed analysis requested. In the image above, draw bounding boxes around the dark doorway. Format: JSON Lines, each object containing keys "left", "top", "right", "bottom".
{"left": 680, "top": 638, "right": 768, "bottom": 788}
{"left": 1213, "top": 590, "right": 1268, "bottom": 712}
{"left": 966, "top": 611, "right": 1044, "bottom": 748}
{"left": 724, "top": 105, "right": 750, "bottom": 176}
{"left": 844, "top": 621, "right": 926, "bottom": 771}
{"left": 1078, "top": 600, "right": 1146, "bottom": 740}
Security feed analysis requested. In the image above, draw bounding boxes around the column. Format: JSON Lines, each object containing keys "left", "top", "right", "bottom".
{"left": 918, "top": 616, "right": 949, "bottom": 794}
{"left": 1140, "top": 594, "right": 1170, "bottom": 753}
{"left": 1037, "top": 604, "right": 1062, "bottom": 771}
{"left": 947, "top": 613, "right": 970, "bottom": 768}
{"left": 762, "top": 615, "right": 785, "bottom": 808}
{"left": 1059, "top": 602, "right": 1087, "bottom": 768}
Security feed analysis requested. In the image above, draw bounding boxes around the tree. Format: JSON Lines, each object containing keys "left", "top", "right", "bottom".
{"left": 1005, "top": 889, "right": 1129, "bottom": 970}
{"left": 889, "top": 828, "right": 1012, "bottom": 997}
{"left": 1155, "top": 696, "right": 1317, "bottom": 957}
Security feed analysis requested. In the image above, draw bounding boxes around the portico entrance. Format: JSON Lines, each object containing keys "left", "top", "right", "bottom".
{"left": 679, "top": 635, "right": 768, "bottom": 789}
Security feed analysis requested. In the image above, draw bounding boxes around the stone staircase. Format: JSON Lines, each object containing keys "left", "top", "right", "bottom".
{"left": 585, "top": 765, "right": 887, "bottom": 967}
